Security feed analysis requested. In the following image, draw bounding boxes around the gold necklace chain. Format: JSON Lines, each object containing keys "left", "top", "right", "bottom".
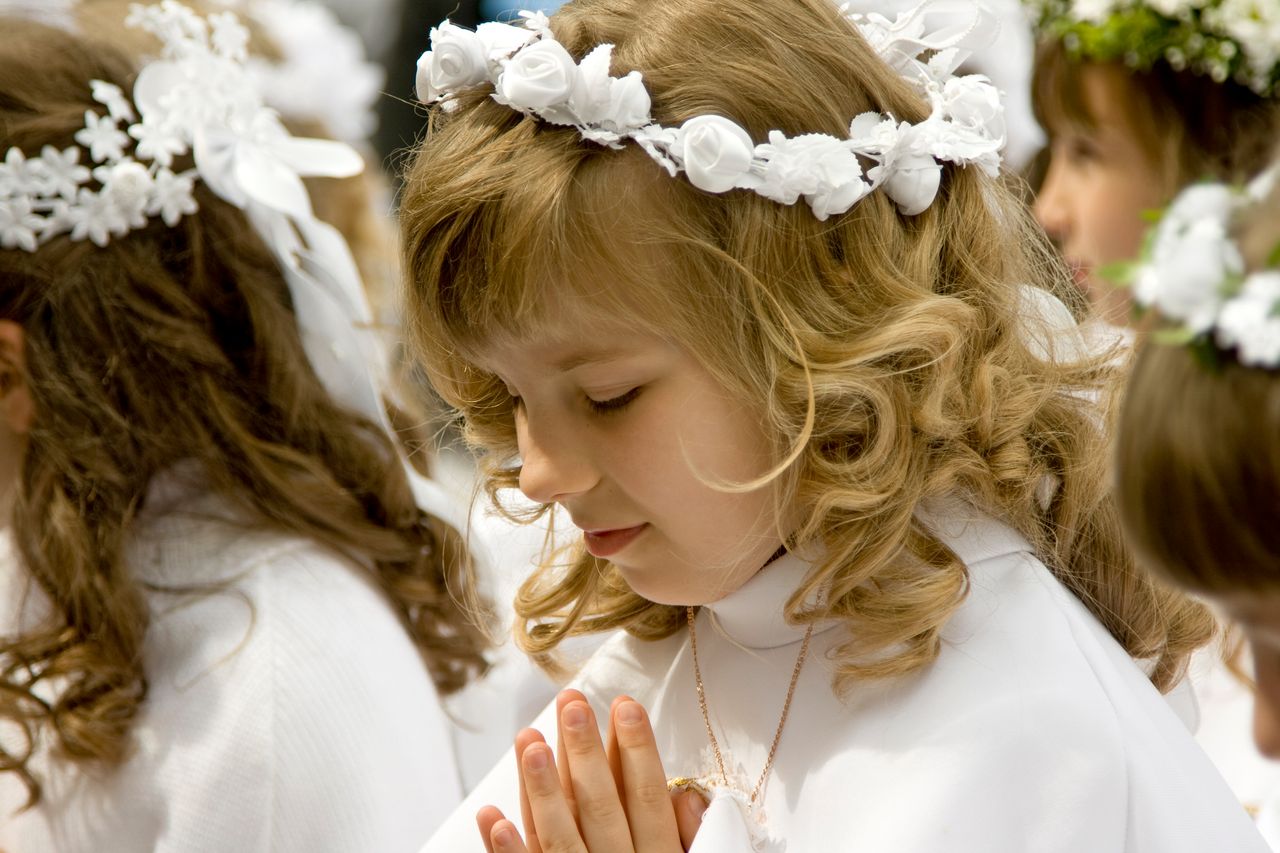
{"left": 685, "top": 604, "right": 815, "bottom": 805}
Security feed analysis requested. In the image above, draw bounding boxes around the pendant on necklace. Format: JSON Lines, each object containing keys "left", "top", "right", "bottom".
{"left": 665, "top": 747, "right": 782, "bottom": 852}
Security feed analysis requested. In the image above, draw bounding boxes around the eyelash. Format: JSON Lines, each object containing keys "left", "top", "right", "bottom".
{"left": 586, "top": 387, "right": 641, "bottom": 415}
{"left": 1062, "top": 138, "right": 1099, "bottom": 164}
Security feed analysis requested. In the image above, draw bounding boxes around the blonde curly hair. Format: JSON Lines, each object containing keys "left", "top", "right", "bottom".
{"left": 401, "top": 0, "right": 1214, "bottom": 693}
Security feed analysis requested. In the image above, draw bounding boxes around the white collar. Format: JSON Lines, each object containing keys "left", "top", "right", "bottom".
{"left": 702, "top": 551, "right": 825, "bottom": 651}
{"left": 701, "top": 498, "right": 1033, "bottom": 651}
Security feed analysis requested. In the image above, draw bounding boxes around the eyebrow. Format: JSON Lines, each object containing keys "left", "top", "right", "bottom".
{"left": 554, "top": 348, "right": 632, "bottom": 371}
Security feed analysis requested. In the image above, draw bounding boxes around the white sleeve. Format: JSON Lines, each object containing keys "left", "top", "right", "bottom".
{"left": 140, "top": 545, "right": 462, "bottom": 853}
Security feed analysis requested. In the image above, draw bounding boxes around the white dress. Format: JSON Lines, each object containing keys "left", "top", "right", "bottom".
{"left": 422, "top": 499, "right": 1269, "bottom": 852}
{"left": 0, "top": 470, "right": 461, "bottom": 853}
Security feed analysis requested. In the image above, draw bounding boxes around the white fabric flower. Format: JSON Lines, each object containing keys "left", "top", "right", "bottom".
{"left": 148, "top": 167, "right": 199, "bottom": 226}
{"left": 1216, "top": 272, "right": 1280, "bottom": 366}
{"left": 750, "top": 132, "right": 868, "bottom": 220}
{"left": 880, "top": 152, "right": 942, "bottom": 216}
{"left": 1137, "top": 217, "right": 1242, "bottom": 333}
{"left": 416, "top": 21, "right": 488, "bottom": 104}
{"left": 209, "top": 11, "right": 249, "bottom": 62}
{"left": 37, "top": 145, "right": 90, "bottom": 199}
{"left": 941, "top": 75, "right": 1006, "bottom": 150}
{"left": 98, "top": 161, "right": 155, "bottom": 229}
{"left": 90, "top": 80, "right": 137, "bottom": 123}
{"left": 129, "top": 120, "right": 188, "bottom": 168}
{"left": 0, "top": 197, "right": 43, "bottom": 252}
{"left": 568, "top": 46, "right": 651, "bottom": 141}
{"left": 475, "top": 21, "right": 538, "bottom": 61}
{"left": 75, "top": 111, "right": 130, "bottom": 163}
{"left": 496, "top": 39, "right": 579, "bottom": 110}
{"left": 0, "top": 147, "right": 46, "bottom": 198}
{"left": 1162, "top": 183, "right": 1238, "bottom": 234}
{"left": 669, "top": 116, "right": 756, "bottom": 194}
{"left": 67, "top": 188, "right": 126, "bottom": 247}
{"left": 568, "top": 44, "right": 616, "bottom": 124}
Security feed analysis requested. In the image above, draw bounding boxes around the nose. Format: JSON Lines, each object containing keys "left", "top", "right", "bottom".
{"left": 515, "top": 406, "right": 598, "bottom": 505}
{"left": 1033, "top": 153, "right": 1070, "bottom": 245}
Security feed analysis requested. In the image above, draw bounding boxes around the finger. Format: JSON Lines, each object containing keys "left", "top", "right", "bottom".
{"left": 672, "top": 790, "right": 708, "bottom": 851}
{"left": 478, "top": 807, "right": 529, "bottom": 853}
{"left": 520, "top": 740, "right": 589, "bottom": 853}
{"left": 613, "top": 699, "right": 682, "bottom": 853}
{"left": 560, "top": 698, "right": 633, "bottom": 851}
{"left": 515, "top": 729, "right": 548, "bottom": 853}
{"left": 490, "top": 818, "right": 530, "bottom": 853}
{"left": 477, "top": 806, "right": 503, "bottom": 853}
{"left": 604, "top": 695, "right": 629, "bottom": 801}
{"left": 554, "top": 689, "right": 588, "bottom": 820}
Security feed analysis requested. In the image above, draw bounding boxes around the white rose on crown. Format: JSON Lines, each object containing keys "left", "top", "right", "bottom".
{"left": 669, "top": 115, "right": 756, "bottom": 194}
{"left": 416, "top": 22, "right": 488, "bottom": 104}
{"left": 496, "top": 39, "right": 579, "bottom": 110}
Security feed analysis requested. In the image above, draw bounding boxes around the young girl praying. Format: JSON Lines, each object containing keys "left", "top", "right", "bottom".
{"left": 1115, "top": 170, "right": 1280, "bottom": 848}
{"left": 402, "top": 1, "right": 1267, "bottom": 850}
{"left": 0, "top": 4, "right": 487, "bottom": 850}
{"left": 1027, "top": 0, "right": 1280, "bottom": 326}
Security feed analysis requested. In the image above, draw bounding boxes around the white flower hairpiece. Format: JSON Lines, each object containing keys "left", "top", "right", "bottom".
{"left": 1128, "top": 168, "right": 1280, "bottom": 368}
{"left": 413, "top": 1, "right": 1008, "bottom": 220}
{"left": 0, "top": 0, "right": 467, "bottom": 530}
{"left": 0, "top": 1, "right": 363, "bottom": 250}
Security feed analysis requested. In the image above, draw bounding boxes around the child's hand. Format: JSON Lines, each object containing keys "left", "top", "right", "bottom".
{"left": 476, "top": 690, "right": 707, "bottom": 853}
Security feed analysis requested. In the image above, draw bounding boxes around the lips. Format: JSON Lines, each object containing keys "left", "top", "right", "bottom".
{"left": 1065, "top": 257, "right": 1090, "bottom": 287}
{"left": 583, "top": 523, "right": 648, "bottom": 558}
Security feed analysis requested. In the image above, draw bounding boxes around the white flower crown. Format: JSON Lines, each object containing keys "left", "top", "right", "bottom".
{"left": 0, "top": 0, "right": 466, "bottom": 529}
{"left": 1127, "top": 168, "right": 1280, "bottom": 368}
{"left": 414, "top": 1, "right": 1008, "bottom": 220}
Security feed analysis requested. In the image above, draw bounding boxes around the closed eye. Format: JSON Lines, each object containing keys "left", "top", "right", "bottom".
{"left": 586, "top": 387, "right": 640, "bottom": 415}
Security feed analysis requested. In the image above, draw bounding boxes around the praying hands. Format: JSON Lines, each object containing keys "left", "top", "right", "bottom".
{"left": 477, "top": 690, "right": 707, "bottom": 853}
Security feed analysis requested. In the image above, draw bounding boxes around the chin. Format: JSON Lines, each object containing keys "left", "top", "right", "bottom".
{"left": 617, "top": 566, "right": 743, "bottom": 608}
{"left": 619, "top": 573, "right": 692, "bottom": 607}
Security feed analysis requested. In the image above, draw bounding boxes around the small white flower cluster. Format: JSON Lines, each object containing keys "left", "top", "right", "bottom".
{"left": 1133, "top": 174, "right": 1280, "bottom": 367}
{"left": 1, "top": 0, "right": 363, "bottom": 253}
{"left": 414, "top": 4, "right": 1006, "bottom": 220}
{"left": 0, "top": 78, "right": 198, "bottom": 251}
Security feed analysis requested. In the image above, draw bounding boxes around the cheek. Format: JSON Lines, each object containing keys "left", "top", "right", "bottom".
{"left": 1251, "top": 643, "right": 1280, "bottom": 758}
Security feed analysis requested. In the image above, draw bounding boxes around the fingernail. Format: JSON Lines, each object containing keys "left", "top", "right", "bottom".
{"left": 683, "top": 790, "right": 708, "bottom": 819}
{"left": 524, "top": 745, "right": 549, "bottom": 771}
{"left": 617, "top": 700, "right": 644, "bottom": 725}
{"left": 494, "top": 825, "right": 517, "bottom": 847}
{"left": 563, "top": 702, "right": 588, "bottom": 731}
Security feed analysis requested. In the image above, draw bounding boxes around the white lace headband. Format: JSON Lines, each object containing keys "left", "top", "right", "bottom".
{"left": 413, "top": 1, "right": 1007, "bottom": 220}
{"left": 1123, "top": 167, "right": 1280, "bottom": 368}
{"left": 0, "top": 0, "right": 467, "bottom": 532}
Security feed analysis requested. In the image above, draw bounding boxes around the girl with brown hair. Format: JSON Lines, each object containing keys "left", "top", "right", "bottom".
{"left": 1027, "top": 0, "right": 1280, "bottom": 326}
{"left": 1115, "top": 168, "right": 1280, "bottom": 846}
{"left": 400, "top": 2, "right": 1265, "bottom": 850}
{"left": 0, "top": 3, "right": 486, "bottom": 850}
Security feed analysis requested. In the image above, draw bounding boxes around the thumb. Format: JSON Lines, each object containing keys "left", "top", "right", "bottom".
{"left": 673, "top": 789, "right": 708, "bottom": 851}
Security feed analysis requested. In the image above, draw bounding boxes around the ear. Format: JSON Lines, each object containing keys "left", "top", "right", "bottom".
{"left": 0, "top": 320, "right": 33, "bottom": 435}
